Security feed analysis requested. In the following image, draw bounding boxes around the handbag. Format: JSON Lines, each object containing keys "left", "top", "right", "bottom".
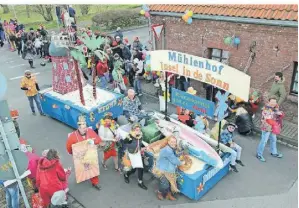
{"left": 128, "top": 151, "right": 143, "bottom": 169}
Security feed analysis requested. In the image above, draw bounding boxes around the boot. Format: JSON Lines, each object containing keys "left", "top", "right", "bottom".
{"left": 157, "top": 192, "right": 164, "bottom": 200}
{"left": 166, "top": 192, "right": 176, "bottom": 201}
{"left": 29, "top": 60, "right": 35, "bottom": 68}
{"left": 230, "top": 164, "right": 238, "bottom": 172}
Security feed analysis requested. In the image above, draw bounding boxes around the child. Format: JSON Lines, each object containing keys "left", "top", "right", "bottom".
{"left": 220, "top": 123, "right": 244, "bottom": 173}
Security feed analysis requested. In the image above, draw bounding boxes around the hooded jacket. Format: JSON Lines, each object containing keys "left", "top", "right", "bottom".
{"left": 269, "top": 77, "right": 287, "bottom": 106}
{"left": 36, "top": 158, "right": 66, "bottom": 193}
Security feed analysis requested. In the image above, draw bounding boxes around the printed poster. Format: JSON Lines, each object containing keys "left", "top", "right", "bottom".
{"left": 72, "top": 140, "right": 99, "bottom": 183}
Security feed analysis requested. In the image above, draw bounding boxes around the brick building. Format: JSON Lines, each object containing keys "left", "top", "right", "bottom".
{"left": 149, "top": 4, "right": 298, "bottom": 123}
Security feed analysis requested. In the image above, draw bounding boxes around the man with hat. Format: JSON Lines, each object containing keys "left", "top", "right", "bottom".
{"left": 66, "top": 115, "right": 104, "bottom": 190}
{"left": 114, "top": 27, "right": 123, "bottom": 41}
{"left": 123, "top": 123, "right": 148, "bottom": 190}
{"left": 20, "top": 70, "right": 45, "bottom": 116}
{"left": 220, "top": 122, "right": 244, "bottom": 172}
{"left": 97, "top": 112, "right": 120, "bottom": 171}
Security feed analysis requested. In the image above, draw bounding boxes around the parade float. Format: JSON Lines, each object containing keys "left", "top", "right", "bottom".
{"left": 40, "top": 32, "right": 124, "bottom": 129}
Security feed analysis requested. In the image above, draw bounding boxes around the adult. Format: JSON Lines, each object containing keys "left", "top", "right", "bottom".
{"left": 132, "top": 37, "right": 143, "bottom": 51}
{"left": 112, "top": 60, "right": 126, "bottom": 93}
{"left": 114, "top": 27, "right": 123, "bottom": 41}
{"left": 120, "top": 43, "right": 131, "bottom": 61}
{"left": 27, "top": 28, "right": 36, "bottom": 42}
{"left": 0, "top": 180, "right": 20, "bottom": 208}
{"left": 256, "top": 96, "right": 284, "bottom": 162}
{"left": 23, "top": 40, "right": 36, "bottom": 68}
{"left": 36, "top": 149, "right": 68, "bottom": 207}
{"left": 112, "top": 36, "right": 122, "bottom": 58}
{"left": 0, "top": 20, "right": 5, "bottom": 47}
{"left": 123, "top": 123, "right": 148, "bottom": 190}
{"left": 153, "top": 136, "right": 183, "bottom": 200}
{"left": 132, "top": 58, "right": 144, "bottom": 96}
{"left": 123, "top": 89, "right": 149, "bottom": 125}
{"left": 20, "top": 70, "right": 45, "bottom": 116}
{"left": 268, "top": 72, "right": 287, "bottom": 106}
{"left": 97, "top": 112, "right": 120, "bottom": 171}
{"left": 96, "top": 58, "right": 109, "bottom": 89}
{"left": 66, "top": 115, "right": 103, "bottom": 190}
{"left": 55, "top": 6, "right": 62, "bottom": 25}
{"left": 68, "top": 5, "right": 76, "bottom": 24}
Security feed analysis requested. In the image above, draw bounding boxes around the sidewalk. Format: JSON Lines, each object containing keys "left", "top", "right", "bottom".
{"left": 140, "top": 79, "right": 298, "bottom": 147}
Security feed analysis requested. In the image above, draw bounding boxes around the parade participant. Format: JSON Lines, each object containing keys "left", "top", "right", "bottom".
{"left": 97, "top": 112, "right": 120, "bottom": 171}
{"left": 23, "top": 40, "right": 36, "bottom": 68}
{"left": 27, "top": 28, "right": 36, "bottom": 42}
{"left": 36, "top": 149, "right": 69, "bottom": 207}
{"left": 123, "top": 123, "right": 148, "bottom": 190}
{"left": 220, "top": 123, "right": 244, "bottom": 172}
{"left": 256, "top": 96, "right": 284, "bottom": 162}
{"left": 112, "top": 60, "right": 126, "bottom": 93}
{"left": 123, "top": 89, "right": 149, "bottom": 126}
{"left": 96, "top": 57, "right": 109, "bottom": 89}
{"left": 20, "top": 70, "right": 45, "bottom": 116}
{"left": 132, "top": 37, "right": 143, "bottom": 51}
{"left": 133, "top": 58, "right": 144, "bottom": 96}
{"left": 152, "top": 136, "right": 184, "bottom": 200}
{"left": 114, "top": 27, "right": 123, "bottom": 41}
{"left": 194, "top": 115, "right": 210, "bottom": 135}
{"left": 269, "top": 72, "right": 287, "bottom": 106}
{"left": 66, "top": 115, "right": 103, "bottom": 190}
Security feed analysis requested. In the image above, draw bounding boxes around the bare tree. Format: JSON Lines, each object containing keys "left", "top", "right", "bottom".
{"left": 33, "top": 5, "right": 53, "bottom": 21}
{"left": 26, "top": 5, "right": 30, "bottom": 18}
{"left": 79, "top": 5, "right": 90, "bottom": 15}
{"left": 0, "top": 5, "right": 10, "bottom": 13}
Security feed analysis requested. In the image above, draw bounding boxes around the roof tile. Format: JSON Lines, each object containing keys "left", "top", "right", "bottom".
{"left": 149, "top": 4, "right": 298, "bottom": 21}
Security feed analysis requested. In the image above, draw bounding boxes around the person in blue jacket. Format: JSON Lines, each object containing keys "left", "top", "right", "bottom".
{"left": 153, "top": 136, "right": 184, "bottom": 201}
{"left": 0, "top": 180, "right": 20, "bottom": 208}
{"left": 220, "top": 123, "right": 244, "bottom": 173}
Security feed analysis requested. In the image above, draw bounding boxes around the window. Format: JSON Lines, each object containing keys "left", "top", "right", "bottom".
{"left": 208, "top": 48, "right": 230, "bottom": 65}
{"left": 290, "top": 62, "right": 298, "bottom": 95}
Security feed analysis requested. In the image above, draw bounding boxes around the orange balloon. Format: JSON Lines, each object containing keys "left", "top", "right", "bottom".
{"left": 182, "top": 14, "right": 189, "bottom": 21}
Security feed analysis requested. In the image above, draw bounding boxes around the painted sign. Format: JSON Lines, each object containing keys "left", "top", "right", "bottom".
{"left": 72, "top": 140, "right": 100, "bottom": 183}
{"left": 171, "top": 88, "right": 215, "bottom": 118}
{"left": 150, "top": 50, "right": 251, "bottom": 101}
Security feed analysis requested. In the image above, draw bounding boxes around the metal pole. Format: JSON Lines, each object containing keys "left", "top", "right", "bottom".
{"left": 0, "top": 120, "right": 30, "bottom": 208}
{"left": 162, "top": 23, "right": 169, "bottom": 121}
{"left": 217, "top": 120, "right": 222, "bottom": 154}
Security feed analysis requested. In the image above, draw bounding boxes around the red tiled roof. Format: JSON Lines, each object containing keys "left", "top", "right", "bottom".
{"left": 149, "top": 4, "right": 298, "bottom": 21}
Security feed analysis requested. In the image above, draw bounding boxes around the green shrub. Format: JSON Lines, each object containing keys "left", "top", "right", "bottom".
{"left": 91, "top": 8, "right": 147, "bottom": 31}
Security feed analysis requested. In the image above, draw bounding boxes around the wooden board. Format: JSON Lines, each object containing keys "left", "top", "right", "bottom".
{"left": 72, "top": 140, "right": 100, "bottom": 183}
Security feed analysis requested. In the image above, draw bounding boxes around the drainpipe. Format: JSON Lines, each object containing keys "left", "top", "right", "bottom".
{"left": 150, "top": 12, "right": 298, "bottom": 28}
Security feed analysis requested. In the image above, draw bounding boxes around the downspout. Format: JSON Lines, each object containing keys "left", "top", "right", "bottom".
{"left": 150, "top": 12, "right": 298, "bottom": 28}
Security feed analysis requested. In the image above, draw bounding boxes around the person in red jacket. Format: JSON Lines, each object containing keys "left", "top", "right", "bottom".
{"left": 35, "top": 149, "right": 67, "bottom": 207}
{"left": 96, "top": 58, "right": 109, "bottom": 89}
{"left": 66, "top": 115, "right": 103, "bottom": 190}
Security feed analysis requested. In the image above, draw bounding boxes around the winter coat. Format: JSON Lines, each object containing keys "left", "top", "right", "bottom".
{"left": 132, "top": 40, "right": 143, "bottom": 51}
{"left": 235, "top": 113, "right": 253, "bottom": 134}
{"left": 269, "top": 77, "right": 287, "bottom": 105}
{"left": 26, "top": 152, "right": 41, "bottom": 180}
{"left": 96, "top": 60, "right": 108, "bottom": 76}
{"left": 122, "top": 46, "right": 131, "bottom": 60}
{"left": 114, "top": 31, "right": 123, "bottom": 41}
{"left": 36, "top": 158, "right": 66, "bottom": 206}
{"left": 220, "top": 129, "right": 234, "bottom": 146}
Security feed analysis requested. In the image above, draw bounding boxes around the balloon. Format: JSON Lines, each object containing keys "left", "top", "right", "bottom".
{"left": 142, "top": 4, "right": 150, "bottom": 12}
{"left": 182, "top": 14, "right": 189, "bottom": 21}
{"left": 140, "top": 10, "right": 145, "bottom": 15}
{"left": 234, "top": 37, "right": 241, "bottom": 45}
{"left": 187, "top": 11, "right": 193, "bottom": 17}
{"left": 224, "top": 37, "right": 232, "bottom": 45}
{"left": 146, "top": 55, "right": 150, "bottom": 61}
{"left": 187, "top": 17, "right": 193, "bottom": 24}
{"left": 144, "top": 11, "right": 150, "bottom": 18}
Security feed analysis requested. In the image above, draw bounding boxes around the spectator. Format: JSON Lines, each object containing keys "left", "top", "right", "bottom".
{"left": 23, "top": 41, "right": 36, "bottom": 68}
{"left": 36, "top": 149, "right": 69, "bottom": 207}
{"left": 132, "top": 37, "right": 143, "bottom": 51}
{"left": 133, "top": 58, "right": 144, "bottom": 96}
{"left": 55, "top": 6, "right": 62, "bottom": 25}
{"left": 120, "top": 43, "right": 131, "bottom": 61}
{"left": 20, "top": 70, "right": 45, "bottom": 116}
{"left": 132, "top": 49, "right": 143, "bottom": 61}
{"left": 0, "top": 20, "right": 5, "bottom": 46}
{"left": 15, "top": 31, "right": 22, "bottom": 56}
{"left": 112, "top": 36, "right": 122, "bottom": 58}
{"left": 96, "top": 58, "right": 109, "bottom": 89}
{"left": 268, "top": 72, "right": 287, "bottom": 106}
{"left": 0, "top": 180, "right": 20, "bottom": 208}
{"left": 220, "top": 123, "right": 244, "bottom": 172}
{"left": 27, "top": 28, "right": 36, "bottom": 42}
{"left": 123, "top": 37, "right": 131, "bottom": 50}
{"left": 114, "top": 27, "right": 123, "bottom": 41}
{"left": 256, "top": 96, "right": 284, "bottom": 162}
{"left": 68, "top": 5, "right": 76, "bottom": 23}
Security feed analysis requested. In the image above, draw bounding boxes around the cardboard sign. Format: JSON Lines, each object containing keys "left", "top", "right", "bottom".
{"left": 150, "top": 50, "right": 251, "bottom": 101}
{"left": 171, "top": 88, "right": 215, "bottom": 118}
{"left": 72, "top": 140, "right": 99, "bottom": 183}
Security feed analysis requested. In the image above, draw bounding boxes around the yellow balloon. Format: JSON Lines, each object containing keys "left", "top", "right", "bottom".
{"left": 140, "top": 10, "right": 145, "bottom": 15}
{"left": 187, "top": 11, "right": 193, "bottom": 17}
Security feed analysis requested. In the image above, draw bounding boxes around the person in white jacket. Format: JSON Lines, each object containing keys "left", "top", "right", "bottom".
{"left": 133, "top": 58, "right": 144, "bottom": 96}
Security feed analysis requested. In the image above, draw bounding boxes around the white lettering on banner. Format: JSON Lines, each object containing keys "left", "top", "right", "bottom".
{"left": 202, "top": 156, "right": 231, "bottom": 186}
{"left": 150, "top": 50, "right": 251, "bottom": 101}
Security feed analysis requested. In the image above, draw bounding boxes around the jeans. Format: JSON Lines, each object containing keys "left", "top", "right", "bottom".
{"left": 134, "top": 79, "right": 142, "bottom": 94}
{"left": 230, "top": 143, "right": 242, "bottom": 165}
{"left": 257, "top": 131, "right": 278, "bottom": 157}
{"left": 28, "top": 94, "right": 43, "bottom": 114}
{"left": 0, "top": 31, "right": 5, "bottom": 41}
{"left": 5, "top": 184, "right": 20, "bottom": 208}
{"left": 159, "top": 176, "right": 171, "bottom": 197}
{"left": 98, "top": 76, "right": 108, "bottom": 89}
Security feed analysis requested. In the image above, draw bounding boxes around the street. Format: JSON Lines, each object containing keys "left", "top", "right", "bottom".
{"left": 0, "top": 27, "right": 298, "bottom": 208}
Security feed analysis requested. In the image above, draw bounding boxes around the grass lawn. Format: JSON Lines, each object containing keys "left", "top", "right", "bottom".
{"left": 0, "top": 4, "right": 140, "bottom": 30}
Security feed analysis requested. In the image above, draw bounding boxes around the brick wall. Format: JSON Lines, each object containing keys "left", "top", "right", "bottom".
{"left": 151, "top": 15, "right": 298, "bottom": 123}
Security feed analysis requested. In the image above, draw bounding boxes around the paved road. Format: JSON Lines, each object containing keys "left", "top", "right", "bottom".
{"left": 0, "top": 27, "right": 297, "bottom": 208}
